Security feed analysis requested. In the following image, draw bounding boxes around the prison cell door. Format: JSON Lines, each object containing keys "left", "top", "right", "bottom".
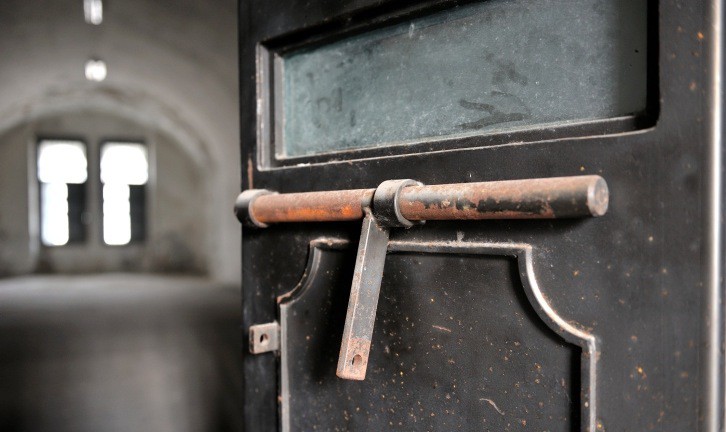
{"left": 237, "top": 0, "right": 724, "bottom": 430}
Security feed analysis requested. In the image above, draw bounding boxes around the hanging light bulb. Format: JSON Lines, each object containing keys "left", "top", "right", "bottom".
{"left": 85, "top": 59, "right": 107, "bottom": 82}
{"left": 83, "top": 0, "right": 103, "bottom": 25}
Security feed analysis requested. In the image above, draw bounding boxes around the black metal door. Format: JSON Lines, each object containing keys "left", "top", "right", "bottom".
{"left": 238, "top": 0, "right": 724, "bottom": 430}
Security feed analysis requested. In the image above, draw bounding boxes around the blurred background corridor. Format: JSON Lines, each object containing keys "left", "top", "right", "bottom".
{"left": 0, "top": 0, "right": 243, "bottom": 430}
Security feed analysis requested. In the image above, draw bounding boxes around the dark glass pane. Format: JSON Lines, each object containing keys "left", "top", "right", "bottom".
{"left": 66, "top": 183, "right": 87, "bottom": 243}
{"left": 129, "top": 185, "right": 146, "bottom": 242}
{"left": 281, "top": 0, "right": 648, "bottom": 157}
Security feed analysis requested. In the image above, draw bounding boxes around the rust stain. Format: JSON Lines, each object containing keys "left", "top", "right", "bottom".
{"left": 247, "top": 156, "right": 254, "bottom": 189}
{"left": 337, "top": 337, "right": 371, "bottom": 380}
{"left": 399, "top": 176, "right": 604, "bottom": 220}
{"left": 480, "top": 398, "right": 505, "bottom": 415}
{"left": 432, "top": 325, "right": 452, "bottom": 333}
{"left": 254, "top": 189, "right": 374, "bottom": 223}
{"left": 276, "top": 268, "right": 307, "bottom": 304}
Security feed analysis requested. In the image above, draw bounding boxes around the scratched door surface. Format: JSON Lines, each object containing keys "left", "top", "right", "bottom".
{"left": 239, "top": 0, "right": 724, "bottom": 430}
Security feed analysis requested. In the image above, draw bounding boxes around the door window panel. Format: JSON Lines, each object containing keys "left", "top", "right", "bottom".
{"left": 278, "top": 0, "right": 648, "bottom": 157}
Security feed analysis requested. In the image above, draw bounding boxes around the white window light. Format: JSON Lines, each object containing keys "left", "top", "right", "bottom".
{"left": 84, "top": 0, "right": 103, "bottom": 25}
{"left": 85, "top": 59, "right": 107, "bottom": 82}
{"left": 38, "top": 141, "right": 88, "bottom": 184}
{"left": 37, "top": 141, "right": 88, "bottom": 246}
{"left": 101, "top": 143, "right": 148, "bottom": 245}
{"left": 100, "top": 143, "right": 149, "bottom": 185}
{"left": 103, "top": 184, "right": 131, "bottom": 246}
{"left": 41, "top": 183, "right": 70, "bottom": 246}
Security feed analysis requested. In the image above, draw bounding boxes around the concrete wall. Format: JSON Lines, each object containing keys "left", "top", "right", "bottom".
{"left": 0, "top": 111, "right": 208, "bottom": 276}
{"left": 0, "top": 0, "right": 240, "bottom": 282}
{"left": 0, "top": 126, "right": 34, "bottom": 276}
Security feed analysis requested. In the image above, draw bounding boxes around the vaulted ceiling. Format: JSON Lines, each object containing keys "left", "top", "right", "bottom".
{"left": 0, "top": 0, "right": 241, "bottom": 282}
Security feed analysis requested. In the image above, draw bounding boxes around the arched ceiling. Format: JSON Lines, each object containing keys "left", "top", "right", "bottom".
{"left": 0, "top": 0, "right": 242, "bottom": 283}
{"left": 0, "top": 0, "right": 238, "bottom": 170}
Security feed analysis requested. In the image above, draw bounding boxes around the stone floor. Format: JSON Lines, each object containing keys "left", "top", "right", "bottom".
{"left": 0, "top": 274, "right": 243, "bottom": 432}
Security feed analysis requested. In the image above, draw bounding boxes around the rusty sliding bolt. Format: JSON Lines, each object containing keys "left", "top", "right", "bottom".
{"left": 234, "top": 176, "right": 609, "bottom": 381}
{"left": 398, "top": 175, "right": 608, "bottom": 220}
{"left": 235, "top": 175, "right": 608, "bottom": 227}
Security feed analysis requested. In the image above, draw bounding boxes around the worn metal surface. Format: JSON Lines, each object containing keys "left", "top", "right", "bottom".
{"left": 237, "top": 175, "right": 608, "bottom": 226}
{"left": 336, "top": 212, "right": 390, "bottom": 380}
{"left": 249, "top": 322, "right": 280, "bottom": 354}
{"left": 250, "top": 188, "right": 375, "bottom": 224}
{"left": 239, "top": 0, "right": 724, "bottom": 430}
{"left": 371, "top": 179, "right": 422, "bottom": 227}
{"left": 235, "top": 189, "right": 276, "bottom": 228}
{"left": 279, "top": 239, "right": 586, "bottom": 431}
{"left": 398, "top": 175, "right": 608, "bottom": 220}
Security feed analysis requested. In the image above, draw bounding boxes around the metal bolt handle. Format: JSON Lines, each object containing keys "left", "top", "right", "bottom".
{"left": 236, "top": 176, "right": 610, "bottom": 381}
{"left": 235, "top": 175, "right": 609, "bottom": 227}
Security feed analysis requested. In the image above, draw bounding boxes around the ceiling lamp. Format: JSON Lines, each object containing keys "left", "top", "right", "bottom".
{"left": 84, "top": 59, "right": 107, "bottom": 82}
{"left": 83, "top": 0, "right": 103, "bottom": 25}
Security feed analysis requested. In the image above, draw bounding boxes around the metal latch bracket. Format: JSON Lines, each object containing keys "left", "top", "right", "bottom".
{"left": 336, "top": 179, "right": 421, "bottom": 380}
{"left": 249, "top": 321, "right": 280, "bottom": 354}
{"left": 234, "top": 175, "right": 610, "bottom": 379}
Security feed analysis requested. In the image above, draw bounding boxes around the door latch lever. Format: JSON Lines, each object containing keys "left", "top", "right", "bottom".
{"left": 336, "top": 179, "right": 422, "bottom": 380}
